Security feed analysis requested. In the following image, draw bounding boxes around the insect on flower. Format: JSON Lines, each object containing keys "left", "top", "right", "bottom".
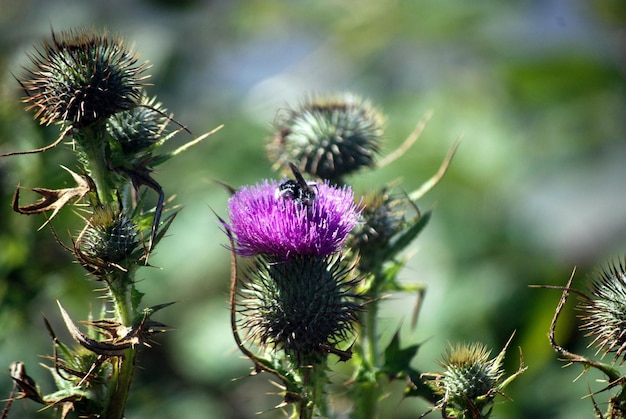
{"left": 276, "top": 163, "right": 318, "bottom": 206}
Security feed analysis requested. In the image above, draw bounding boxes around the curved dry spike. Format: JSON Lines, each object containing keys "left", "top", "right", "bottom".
{"left": 545, "top": 268, "right": 622, "bottom": 383}
{"left": 377, "top": 110, "right": 433, "bottom": 168}
{"left": 209, "top": 178, "right": 237, "bottom": 196}
{"left": 0, "top": 124, "right": 72, "bottom": 157}
{"left": 57, "top": 301, "right": 131, "bottom": 356}
{"left": 8, "top": 361, "right": 45, "bottom": 404}
{"left": 409, "top": 136, "right": 462, "bottom": 202}
{"left": 212, "top": 209, "right": 288, "bottom": 382}
{"left": 12, "top": 166, "right": 92, "bottom": 230}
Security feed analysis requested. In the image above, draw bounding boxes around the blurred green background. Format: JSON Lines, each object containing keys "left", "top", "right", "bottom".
{"left": 0, "top": 0, "right": 624, "bottom": 418}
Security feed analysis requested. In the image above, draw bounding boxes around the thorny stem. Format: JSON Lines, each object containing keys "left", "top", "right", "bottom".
{"left": 361, "top": 284, "right": 383, "bottom": 419}
{"left": 76, "top": 122, "right": 137, "bottom": 419}
{"left": 74, "top": 123, "right": 117, "bottom": 205}
{"left": 104, "top": 348, "right": 136, "bottom": 419}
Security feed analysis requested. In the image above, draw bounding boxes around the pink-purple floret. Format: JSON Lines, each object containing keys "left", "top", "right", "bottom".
{"left": 227, "top": 180, "right": 361, "bottom": 260}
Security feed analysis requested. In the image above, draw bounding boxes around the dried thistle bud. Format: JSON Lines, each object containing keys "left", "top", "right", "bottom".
{"left": 107, "top": 95, "right": 169, "bottom": 155}
{"left": 579, "top": 258, "right": 626, "bottom": 362}
{"left": 79, "top": 206, "right": 140, "bottom": 270}
{"left": 268, "top": 93, "right": 384, "bottom": 183}
{"left": 239, "top": 254, "right": 361, "bottom": 364}
{"left": 19, "top": 27, "right": 147, "bottom": 127}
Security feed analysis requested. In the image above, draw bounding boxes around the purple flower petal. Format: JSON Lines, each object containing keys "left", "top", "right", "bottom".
{"left": 227, "top": 180, "right": 361, "bottom": 259}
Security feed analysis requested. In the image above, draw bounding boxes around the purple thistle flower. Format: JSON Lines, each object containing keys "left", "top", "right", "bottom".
{"left": 227, "top": 179, "right": 361, "bottom": 260}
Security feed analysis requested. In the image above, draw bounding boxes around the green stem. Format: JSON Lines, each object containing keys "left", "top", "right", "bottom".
{"left": 104, "top": 274, "right": 137, "bottom": 419}
{"left": 75, "top": 121, "right": 138, "bottom": 419}
{"left": 298, "top": 362, "right": 329, "bottom": 419}
{"left": 351, "top": 275, "right": 384, "bottom": 419}
{"left": 104, "top": 347, "right": 137, "bottom": 419}
{"left": 74, "top": 123, "right": 116, "bottom": 205}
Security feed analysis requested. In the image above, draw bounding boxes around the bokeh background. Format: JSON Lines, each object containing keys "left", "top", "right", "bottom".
{"left": 1, "top": 0, "right": 624, "bottom": 418}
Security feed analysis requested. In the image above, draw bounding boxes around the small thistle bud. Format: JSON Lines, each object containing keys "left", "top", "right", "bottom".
{"left": 19, "top": 27, "right": 147, "bottom": 127}
{"left": 441, "top": 343, "right": 504, "bottom": 405}
{"left": 579, "top": 258, "right": 626, "bottom": 362}
{"left": 267, "top": 93, "right": 384, "bottom": 183}
{"left": 107, "top": 95, "right": 169, "bottom": 155}
{"left": 348, "top": 187, "right": 407, "bottom": 271}
{"left": 226, "top": 177, "right": 361, "bottom": 261}
{"left": 79, "top": 206, "right": 141, "bottom": 272}
{"left": 240, "top": 254, "right": 361, "bottom": 364}
{"left": 422, "top": 336, "right": 525, "bottom": 419}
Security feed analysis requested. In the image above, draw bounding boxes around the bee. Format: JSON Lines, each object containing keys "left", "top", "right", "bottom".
{"left": 276, "top": 163, "right": 317, "bottom": 206}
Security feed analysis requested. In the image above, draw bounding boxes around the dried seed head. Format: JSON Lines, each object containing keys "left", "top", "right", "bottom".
{"left": 19, "top": 27, "right": 147, "bottom": 127}
{"left": 239, "top": 255, "right": 362, "bottom": 364}
{"left": 579, "top": 257, "right": 626, "bottom": 362}
{"left": 268, "top": 93, "right": 384, "bottom": 183}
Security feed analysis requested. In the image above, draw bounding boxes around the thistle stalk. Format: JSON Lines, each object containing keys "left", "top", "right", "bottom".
{"left": 2, "top": 27, "right": 218, "bottom": 419}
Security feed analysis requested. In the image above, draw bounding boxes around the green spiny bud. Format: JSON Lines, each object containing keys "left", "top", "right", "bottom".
{"left": 267, "top": 93, "right": 384, "bottom": 184}
{"left": 422, "top": 336, "right": 525, "bottom": 419}
{"left": 440, "top": 343, "right": 503, "bottom": 404}
{"left": 348, "top": 187, "right": 407, "bottom": 271}
{"left": 107, "top": 95, "right": 169, "bottom": 155}
{"left": 19, "top": 27, "right": 147, "bottom": 127}
{"left": 79, "top": 206, "right": 140, "bottom": 272}
{"left": 239, "top": 255, "right": 362, "bottom": 364}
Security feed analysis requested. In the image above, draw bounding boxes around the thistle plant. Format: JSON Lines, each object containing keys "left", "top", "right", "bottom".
{"left": 2, "top": 28, "right": 529, "bottom": 419}
{"left": 222, "top": 92, "right": 522, "bottom": 418}
{"left": 1, "top": 27, "right": 218, "bottom": 418}
{"left": 545, "top": 257, "right": 626, "bottom": 418}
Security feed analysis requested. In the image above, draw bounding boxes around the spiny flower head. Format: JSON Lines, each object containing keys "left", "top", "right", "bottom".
{"left": 579, "top": 257, "right": 626, "bottom": 362}
{"left": 107, "top": 95, "right": 169, "bottom": 156}
{"left": 227, "top": 179, "right": 361, "bottom": 261}
{"left": 19, "top": 27, "right": 148, "bottom": 127}
{"left": 267, "top": 93, "right": 384, "bottom": 183}
{"left": 440, "top": 342, "right": 504, "bottom": 403}
{"left": 239, "top": 254, "right": 361, "bottom": 363}
{"left": 77, "top": 206, "right": 141, "bottom": 275}
{"left": 422, "top": 336, "right": 524, "bottom": 419}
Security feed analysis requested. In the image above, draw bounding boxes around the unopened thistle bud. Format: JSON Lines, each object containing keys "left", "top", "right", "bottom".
{"left": 422, "top": 337, "right": 524, "bottom": 419}
{"left": 19, "top": 27, "right": 147, "bottom": 127}
{"left": 79, "top": 206, "right": 141, "bottom": 272}
{"left": 348, "top": 187, "right": 407, "bottom": 271}
{"left": 107, "top": 95, "right": 168, "bottom": 155}
{"left": 267, "top": 93, "right": 384, "bottom": 183}
{"left": 441, "top": 343, "right": 504, "bottom": 405}
{"left": 579, "top": 257, "right": 626, "bottom": 362}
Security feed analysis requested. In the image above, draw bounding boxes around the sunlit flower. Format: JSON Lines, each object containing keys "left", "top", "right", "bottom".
{"left": 227, "top": 179, "right": 361, "bottom": 260}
